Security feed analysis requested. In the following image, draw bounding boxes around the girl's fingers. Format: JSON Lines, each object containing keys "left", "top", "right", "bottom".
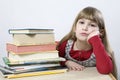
{"left": 68, "top": 65, "right": 85, "bottom": 71}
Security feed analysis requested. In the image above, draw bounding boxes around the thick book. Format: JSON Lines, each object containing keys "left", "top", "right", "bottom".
{"left": 12, "top": 33, "right": 55, "bottom": 46}
{"left": 3, "top": 57, "right": 66, "bottom": 66}
{"left": 7, "top": 50, "right": 59, "bottom": 62}
{"left": 6, "top": 43, "right": 57, "bottom": 54}
{"left": 0, "top": 65, "right": 67, "bottom": 79}
{"left": 9, "top": 28, "right": 54, "bottom": 34}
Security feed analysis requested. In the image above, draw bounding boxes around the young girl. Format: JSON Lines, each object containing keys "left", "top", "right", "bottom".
{"left": 56, "top": 6, "right": 113, "bottom": 74}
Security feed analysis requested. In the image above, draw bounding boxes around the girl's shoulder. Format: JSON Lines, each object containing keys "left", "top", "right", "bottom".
{"left": 58, "top": 39, "right": 73, "bottom": 48}
{"left": 60, "top": 40, "right": 68, "bottom": 46}
{"left": 58, "top": 39, "right": 75, "bottom": 49}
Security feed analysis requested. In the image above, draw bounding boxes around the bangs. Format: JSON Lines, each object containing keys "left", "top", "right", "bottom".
{"left": 78, "top": 11, "right": 98, "bottom": 23}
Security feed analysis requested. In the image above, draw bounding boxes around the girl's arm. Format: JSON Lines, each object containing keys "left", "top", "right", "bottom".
{"left": 88, "top": 35, "right": 113, "bottom": 74}
{"left": 57, "top": 41, "right": 67, "bottom": 66}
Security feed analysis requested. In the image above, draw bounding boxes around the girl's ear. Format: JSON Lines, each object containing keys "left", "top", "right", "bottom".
{"left": 99, "top": 29, "right": 105, "bottom": 38}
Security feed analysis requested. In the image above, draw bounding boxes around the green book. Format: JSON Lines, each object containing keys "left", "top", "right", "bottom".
{"left": 2, "top": 57, "right": 10, "bottom": 66}
{"left": 2, "top": 57, "right": 65, "bottom": 66}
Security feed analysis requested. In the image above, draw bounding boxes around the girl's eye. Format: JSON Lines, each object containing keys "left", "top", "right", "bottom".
{"left": 90, "top": 24, "right": 97, "bottom": 27}
{"left": 79, "top": 21, "right": 84, "bottom": 24}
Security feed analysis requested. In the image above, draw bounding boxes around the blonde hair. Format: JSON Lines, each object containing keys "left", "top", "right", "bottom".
{"left": 57, "top": 6, "right": 113, "bottom": 56}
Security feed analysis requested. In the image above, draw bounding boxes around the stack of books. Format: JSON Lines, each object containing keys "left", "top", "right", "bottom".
{"left": 0, "top": 28, "right": 67, "bottom": 79}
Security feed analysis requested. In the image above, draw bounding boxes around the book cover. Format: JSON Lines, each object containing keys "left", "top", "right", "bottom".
{"left": 8, "top": 50, "right": 59, "bottom": 62}
{"left": 6, "top": 43, "right": 57, "bottom": 54}
{"left": 3, "top": 57, "right": 66, "bottom": 66}
{"left": 9, "top": 28, "right": 54, "bottom": 34}
{"left": 0, "top": 65, "right": 67, "bottom": 79}
{"left": 12, "top": 33, "right": 55, "bottom": 46}
{"left": 9, "top": 63, "right": 61, "bottom": 71}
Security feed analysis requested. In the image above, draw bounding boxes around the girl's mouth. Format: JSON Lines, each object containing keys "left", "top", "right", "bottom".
{"left": 80, "top": 33, "right": 88, "bottom": 36}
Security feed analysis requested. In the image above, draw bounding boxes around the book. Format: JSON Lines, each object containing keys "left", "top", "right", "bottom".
{"left": 6, "top": 43, "right": 57, "bottom": 54}
{"left": 9, "top": 63, "right": 61, "bottom": 71}
{"left": 0, "top": 64, "right": 61, "bottom": 74}
{"left": 0, "top": 65, "right": 15, "bottom": 74}
{"left": 0, "top": 65, "right": 67, "bottom": 79}
{"left": 3, "top": 57, "right": 66, "bottom": 66}
{"left": 7, "top": 50, "right": 59, "bottom": 62}
{"left": 9, "top": 28, "right": 54, "bottom": 34}
{"left": 12, "top": 33, "right": 55, "bottom": 46}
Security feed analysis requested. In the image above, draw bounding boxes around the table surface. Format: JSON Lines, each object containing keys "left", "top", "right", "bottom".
{"left": 0, "top": 67, "right": 116, "bottom": 80}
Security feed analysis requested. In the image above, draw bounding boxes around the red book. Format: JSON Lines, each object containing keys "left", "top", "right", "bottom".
{"left": 6, "top": 43, "right": 57, "bottom": 54}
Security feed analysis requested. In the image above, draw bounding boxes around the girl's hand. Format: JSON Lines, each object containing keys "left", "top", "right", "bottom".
{"left": 87, "top": 30, "right": 100, "bottom": 41}
{"left": 65, "top": 60, "right": 85, "bottom": 71}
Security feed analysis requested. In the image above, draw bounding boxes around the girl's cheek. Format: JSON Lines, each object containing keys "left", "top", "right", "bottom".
{"left": 91, "top": 28, "right": 99, "bottom": 32}
{"left": 88, "top": 29, "right": 94, "bottom": 33}
{"left": 94, "top": 27, "right": 99, "bottom": 30}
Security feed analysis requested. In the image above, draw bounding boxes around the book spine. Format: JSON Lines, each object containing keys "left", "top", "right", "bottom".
{"left": 2, "top": 57, "right": 10, "bottom": 66}
{"left": 6, "top": 43, "right": 57, "bottom": 54}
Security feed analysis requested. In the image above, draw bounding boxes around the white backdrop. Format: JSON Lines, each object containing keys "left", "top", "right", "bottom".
{"left": 0, "top": 0, "right": 120, "bottom": 79}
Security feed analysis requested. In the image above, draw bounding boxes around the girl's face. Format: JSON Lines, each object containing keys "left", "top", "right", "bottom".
{"left": 75, "top": 18, "right": 99, "bottom": 41}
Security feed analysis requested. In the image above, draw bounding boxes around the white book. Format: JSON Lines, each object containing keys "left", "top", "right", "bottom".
{"left": 8, "top": 51, "right": 59, "bottom": 62}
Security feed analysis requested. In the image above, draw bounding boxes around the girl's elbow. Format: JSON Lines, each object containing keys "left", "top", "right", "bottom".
{"left": 98, "top": 69, "right": 112, "bottom": 74}
{"left": 97, "top": 66, "right": 113, "bottom": 74}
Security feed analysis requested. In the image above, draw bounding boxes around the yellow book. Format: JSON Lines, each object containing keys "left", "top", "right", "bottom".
{"left": 6, "top": 68, "right": 67, "bottom": 79}
{"left": 12, "top": 33, "right": 55, "bottom": 46}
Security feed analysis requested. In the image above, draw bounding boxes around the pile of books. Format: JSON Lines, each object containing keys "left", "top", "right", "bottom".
{"left": 0, "top": 28, "right": 67, "bottom": 79}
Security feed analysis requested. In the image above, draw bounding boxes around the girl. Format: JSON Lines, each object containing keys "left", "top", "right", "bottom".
{"left": 56, "top": 6, "right": 113, "bottom": 74}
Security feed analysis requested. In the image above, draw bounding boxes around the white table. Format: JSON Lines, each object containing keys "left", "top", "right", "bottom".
{"left": 0, "top": 67, "right": 116, "bottom": 80}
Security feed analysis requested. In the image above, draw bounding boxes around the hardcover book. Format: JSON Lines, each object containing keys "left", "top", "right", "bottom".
{"left": 8, "top": 50, "right": 59, "bottom": 62}
{"left": 6, "top": 43, "right": 57, "bottom": 54}
{"left": 9, "top": 28, "right": 54, "bottom": 34}
{"left": 8, "top": 63, "right": 61, "bottom": 71}
{"left": 3, "top": 57, "right": 66, "bottom": 66}
{"left": 12, "top": 33, "right": 55, "bottom": 46}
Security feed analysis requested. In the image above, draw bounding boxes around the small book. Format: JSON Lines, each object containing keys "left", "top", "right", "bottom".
{"left": 9, "top": 28, "right": 54, "bottom": 34}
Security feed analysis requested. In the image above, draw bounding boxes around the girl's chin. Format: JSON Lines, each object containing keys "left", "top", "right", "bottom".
{"left": 77, "top": 36, "right": 87, "bottom": 40}
{"left": 78, "top": 38, "right": 87, "bottom": 41}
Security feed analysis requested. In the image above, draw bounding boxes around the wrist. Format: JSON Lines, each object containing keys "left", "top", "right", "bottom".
{"left": 88, "top": 35, "right": 101, "bottom": 45}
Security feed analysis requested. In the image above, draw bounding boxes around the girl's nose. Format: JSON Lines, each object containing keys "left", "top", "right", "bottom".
{"left": 82, "top": 25, "right": 88, "bottom": 31}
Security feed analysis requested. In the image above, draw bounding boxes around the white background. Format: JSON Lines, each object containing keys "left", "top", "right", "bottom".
{"left": 0, "top": 0, "right": 120, "bottom": 79}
